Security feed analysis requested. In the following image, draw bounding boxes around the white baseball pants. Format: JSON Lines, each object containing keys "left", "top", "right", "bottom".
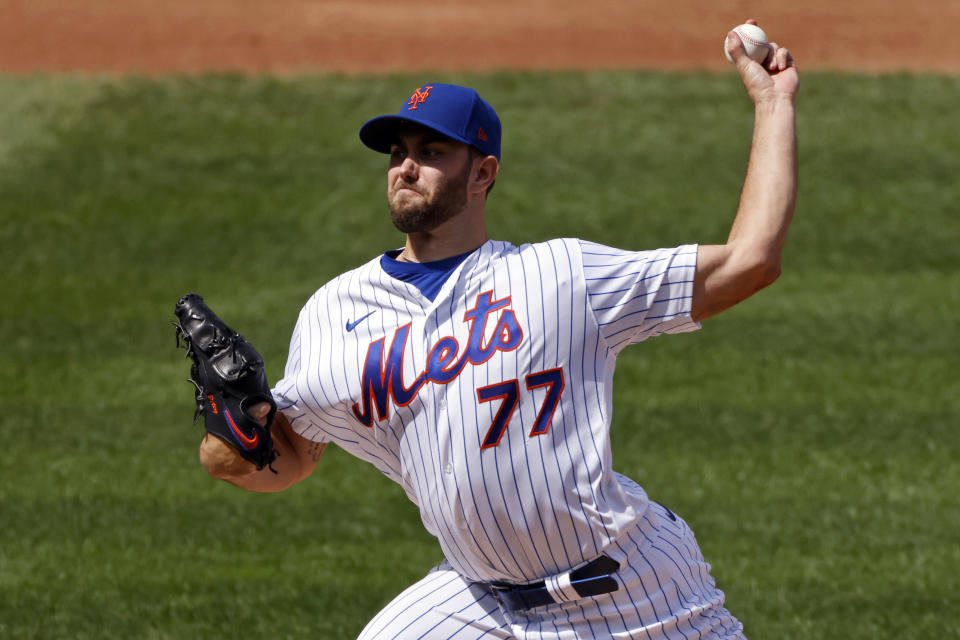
{"left": 357, "top": 502, "right": 745, "bottom": 639}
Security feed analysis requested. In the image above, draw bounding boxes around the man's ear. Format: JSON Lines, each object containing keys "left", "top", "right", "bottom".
{"left": 472, "top": 155, "right": 500, "bottom": 195}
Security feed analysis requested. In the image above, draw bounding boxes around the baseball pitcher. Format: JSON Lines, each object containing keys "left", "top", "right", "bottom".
{"left": 179, "top": 21, "right": 798, "bottom": 639}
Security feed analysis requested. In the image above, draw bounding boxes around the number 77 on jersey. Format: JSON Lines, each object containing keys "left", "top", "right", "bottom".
{"left": 351, "top": 290, "right": 565, "bottom": 449}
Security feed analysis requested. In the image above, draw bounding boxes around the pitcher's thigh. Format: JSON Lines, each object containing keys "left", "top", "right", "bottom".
{"left": 358, "top": 564, "right": 514, "bottom": 640}
{"left": 603, "top": 505, "right": 745, "bottom": 639}
{"left": 505, "top": 504, "right": 745, "bottom": 639}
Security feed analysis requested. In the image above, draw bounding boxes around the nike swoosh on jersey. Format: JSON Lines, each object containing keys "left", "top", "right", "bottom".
{"left": 225, "top": 408, "right": 260, "bottom": 450}
{"left": 346, "top": 310, "right": 376, "bottom": 332}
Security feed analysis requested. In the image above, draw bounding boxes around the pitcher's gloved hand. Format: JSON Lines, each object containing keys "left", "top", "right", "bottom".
{"left": 174, "top": 293, "right": 278, "bottom": 472}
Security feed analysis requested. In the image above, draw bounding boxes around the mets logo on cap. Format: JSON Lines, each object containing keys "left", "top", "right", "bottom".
{"left": 407, "top": 85, "right": 434, "bottom": 110}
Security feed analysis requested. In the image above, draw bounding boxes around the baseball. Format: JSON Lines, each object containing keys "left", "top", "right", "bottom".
{"left": 725, "top": 24, "right": 771, "bottom": 64}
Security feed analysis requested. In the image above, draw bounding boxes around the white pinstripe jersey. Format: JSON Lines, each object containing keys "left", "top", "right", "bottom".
{"left": 272, "top": 238, "right": 700, "bottom": 584}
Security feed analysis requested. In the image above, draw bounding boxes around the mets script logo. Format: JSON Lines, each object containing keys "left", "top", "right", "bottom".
{"left": 352, "top": 291, "right": 522, "bottom": 426}
{"left": 407, "top": 85, "right": 434, "bottom": 110}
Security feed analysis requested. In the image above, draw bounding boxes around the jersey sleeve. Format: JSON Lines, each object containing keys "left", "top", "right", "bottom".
{"left": 580, "top": 239, "right": 700, "bottom": 351}
{"left": 270, "top": 300, "right": 340, "bottom": 443}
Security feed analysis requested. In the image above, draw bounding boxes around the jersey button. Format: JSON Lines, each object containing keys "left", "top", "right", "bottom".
{"left": 444, "top": 463, "right": 453, "bottom": 474}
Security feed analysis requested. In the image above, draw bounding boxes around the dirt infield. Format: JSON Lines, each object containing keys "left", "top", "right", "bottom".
{"left": 2, "top": 0, "right": 958, "bottom": 74}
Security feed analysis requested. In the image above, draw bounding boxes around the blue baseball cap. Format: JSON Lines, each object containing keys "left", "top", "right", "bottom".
{"left": 359, "top": 83, "right": 501, "bottom": 160}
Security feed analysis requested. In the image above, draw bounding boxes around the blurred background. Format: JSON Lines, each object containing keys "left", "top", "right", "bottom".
{"left": 1, "top": 0, "right": 958, "bottom": 74}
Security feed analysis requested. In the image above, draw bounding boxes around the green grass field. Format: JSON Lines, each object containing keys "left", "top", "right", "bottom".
{"left": 1, "top": 71, "right": 958, "bottom": 639}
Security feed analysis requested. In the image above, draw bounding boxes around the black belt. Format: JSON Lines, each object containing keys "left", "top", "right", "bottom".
{"left": 488, "top": 554, "right": 620, "bottom": 612}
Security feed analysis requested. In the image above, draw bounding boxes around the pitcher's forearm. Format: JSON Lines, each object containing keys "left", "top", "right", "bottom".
{"left": 728, "top": 96, "right": 797, "bottom": 264}
{"left": 691, "top": 53, "right": 799, "bottom": 323}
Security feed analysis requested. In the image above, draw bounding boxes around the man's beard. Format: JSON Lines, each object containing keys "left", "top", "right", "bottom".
{"left": 388, "top": 160, "right": 471, "bottom": 234}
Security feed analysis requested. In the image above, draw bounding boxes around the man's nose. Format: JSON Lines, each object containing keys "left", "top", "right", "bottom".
{"left": 399, "top": 156, "right": 419, "bottom": 181}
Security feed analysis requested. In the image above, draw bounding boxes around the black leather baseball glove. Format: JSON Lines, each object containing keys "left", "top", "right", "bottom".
{"left": 173, "top": 293, "right": 278, "bottom": 471}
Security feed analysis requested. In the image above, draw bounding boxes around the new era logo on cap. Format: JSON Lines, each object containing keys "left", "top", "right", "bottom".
{"left": 359, "top": 83, "right": 502, "bottom": 160}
